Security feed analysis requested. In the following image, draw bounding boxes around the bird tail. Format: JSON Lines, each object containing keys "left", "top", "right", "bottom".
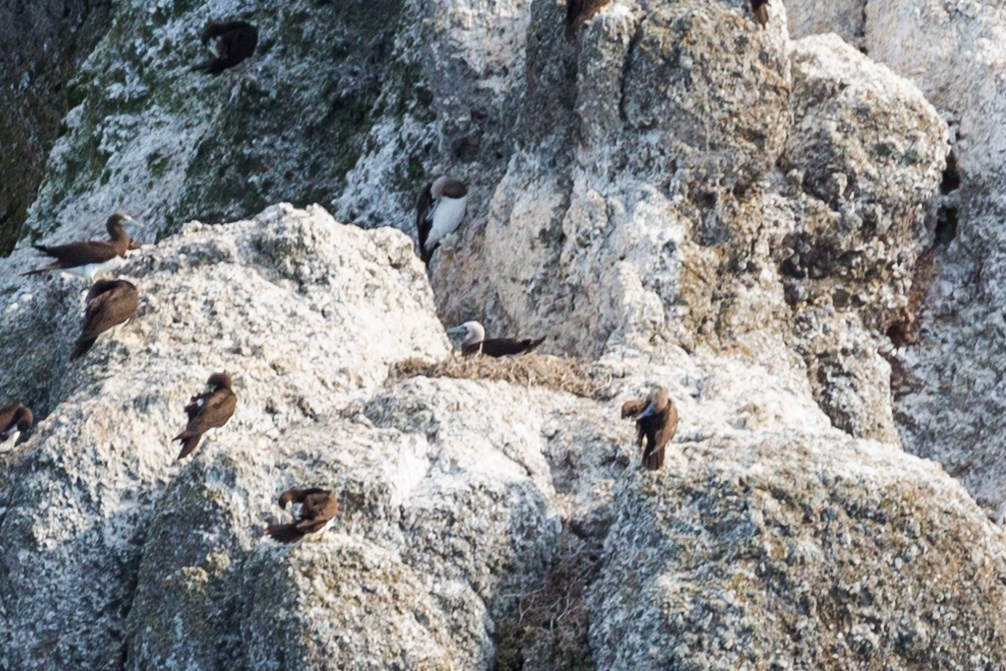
{"left": 175, "top": 433, "right": 202, "bottom": 460}
{"left": 266, "top": 523, "right": 305, "bottom": 544}
{"left": 419, "top": 242, "right": 438, "bottom": 265}
{"left": 525, "top": 336, "right": 547, "bottom": 353}
{"left": 642, "top": 444, "right": 665, "bottom": 471}
{"left": 21, "top": 267, "right": 51, "bottom": 277}
{"left": 190, "top": 59, "right": 222, "bottom": 75}
{"left": 70, "top": 337, "right": 97, "bottom": 361}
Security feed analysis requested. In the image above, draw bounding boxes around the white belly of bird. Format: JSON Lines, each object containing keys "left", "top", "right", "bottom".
{"left": 427, "top": 194, "right": 468, "bottom": 248}
{"left": 0, "top": 431, "right": 19, "bottom": 452}
{"left": 66, "top": 257, "right": 125, "bottom": 279}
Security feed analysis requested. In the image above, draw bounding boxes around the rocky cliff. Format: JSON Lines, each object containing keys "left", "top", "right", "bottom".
{"left": 2, "top": 0, "right": 1006, "bottom": 669}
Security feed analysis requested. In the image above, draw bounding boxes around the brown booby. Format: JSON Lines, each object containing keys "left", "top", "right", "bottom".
{"left": 446, "top": 321, "right": 546, "bottom": 357}
{"left": 174, "top": 372, "right": 237, "bottom": 460}
{"left": 416, "top": 176, "right": 468, "bottom": 264}
{"left": 71, "top": 279, "right": 139, "bottom": 360}
{"left": 0, "top": 402, "right": 33, "bottom": 449}
{"left": 23, "top": 213, "right": 137, "bottom": 278}
{"left": 750, "top": 0, "right": 769, "bottom": 27}
{"left": 191, "top": 21, "right": 259, "bottom": 75}
{"left": 266, "top": 488, "right": 339, "bottom": 544}
{"left": 565, "top": 0, "right": 611, "bottom": 38}
{"left": 621, "top": 388, "right": 678, "bottom": 471}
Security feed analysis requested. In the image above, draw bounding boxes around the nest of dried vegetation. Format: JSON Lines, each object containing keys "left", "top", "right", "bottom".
{"left": 388, "top": 353, "right": 610, "bottom": 399}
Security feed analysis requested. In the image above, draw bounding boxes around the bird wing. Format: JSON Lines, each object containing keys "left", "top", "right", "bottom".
{"left": 79, "top": 283, "right": 138, "bottom": 341}
{"left": 477, "top": 337, "right": 543, "bottom": 357}
{"left": 416, "top": 183, "right": 435, "bottom": 261}
{"left": 183, "top": 389, "right": 237, "bottom": 435}
{"left": 300, "top": 492, "right": 338, "bottom": 521}
{"left": 0, "top": 404, "right": 17, "bottom": 435}
{"left": 35, "top": 240, "right": 121, "bottom": 266}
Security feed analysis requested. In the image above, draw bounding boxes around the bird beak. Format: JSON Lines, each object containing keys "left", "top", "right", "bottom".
{"left": 446, "top": 326, "right": 466, "bottom": 337}
{"left": 637, "top": 400, "right": 657, "bottom": 419}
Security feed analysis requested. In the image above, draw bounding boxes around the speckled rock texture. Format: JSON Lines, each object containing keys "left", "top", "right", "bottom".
{"left": 0, "top": 0, "right": 111, "bottom": 254}
{"left": 1, "top": 0, "right": 1005, "bottom": 669}
{"left": 789, "top": 0, "right": 1006, "bottom": 532}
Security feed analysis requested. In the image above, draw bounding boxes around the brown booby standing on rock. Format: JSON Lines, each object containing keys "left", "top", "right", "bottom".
{"left": 23, "top": 213, "right": 137, "bottom": 279}
{"left": 446, "top": 321, "right": 546, "bottom": 357}
{"left": 565, "top": 0, "right": 611, "bottom": 38}
{"left": 71, "top": 279, "right": 139, "bottom": 360}
{"left": 0, "top": 402, "right": 33, "bottom": 450}
{"left": 191, "top": 21, "right": 259, "bottom": 75}
{"left": 174, "top": 372, "right": 237, "bottom": 460}
{"left": 621, "top": 388, "right": 678, "bottom": 471}
{"left": 750, "top": 0, "right": 769, "bottom": 27}
{"left": 266, "top": 488, "right": 339, "bottom": 544}
{"left": 416, "top": 176, "right": 468, "bottom": 264}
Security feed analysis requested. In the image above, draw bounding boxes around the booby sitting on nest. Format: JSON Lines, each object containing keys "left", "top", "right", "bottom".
{"left": 565, "top": 0, "right": 611, "bottom": 38}
{"left": 416, "top": 176, "right": 468, "bottom": 264}
{"left": 266, "top": 488, "right": 339, "bottom": 544}
{"left": 191, "top": 20, "right": 258, "bottom": 75}
{"left": 621, "top": 388, "right": 678, "bottom": 471}
{"left": 446, "top": 321, "right": 546, "bottom": 357}
{"left": 71, "top": 279, "right": 139, "bottom": 360}
{"left": 750, "top": 0, "right": 769, "bottom": 27}
{"left": 174, "top": 372, "right": 237, "bottom": 460}
{"left": 23, "top": 213, "right": 137, "bottom": 278}
{"left": 0, "top": 402, "right": 33, "bottom": 450}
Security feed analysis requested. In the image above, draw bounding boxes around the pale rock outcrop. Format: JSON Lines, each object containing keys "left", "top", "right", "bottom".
{"left": 786, "top": 0, "right": 866, "bottom": 49}
{"left": 0, "top": 204, "right": 448, "bottom": 670}
{"left": 787, "top": 0, "right": 1006, "bottom": 516}
{"left": 1, "top": 0, "right": 1004, "bottom": 669}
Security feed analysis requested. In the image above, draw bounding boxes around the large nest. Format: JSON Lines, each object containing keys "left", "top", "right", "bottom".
{"left": 388, "top": 353, "right": 610, "bottom": 399}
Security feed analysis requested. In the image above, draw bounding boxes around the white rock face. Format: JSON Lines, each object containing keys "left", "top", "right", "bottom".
{"left": 786, "top": 0, "right": 1006, "bottom": 517}
{"left": 2, "top": 0, "right": 1006, "bottom": 669}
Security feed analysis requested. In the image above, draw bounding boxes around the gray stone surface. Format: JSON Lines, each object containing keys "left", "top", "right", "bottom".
{"left": 1, "top": 0, "right": 1004, "bottom": 669}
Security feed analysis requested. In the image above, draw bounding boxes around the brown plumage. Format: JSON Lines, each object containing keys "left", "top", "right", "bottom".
{"left": 0, "top": 402, "right": 33, "bottom": 445}
{"left": 174, "top": 372, "right": 237, "bottom": 460}
{"left": 191, "top": 21, "right": 258, "bottom": 75}
{"left": 750, "top": 0, "right": 769, "bottom": 27}
{"left": 266, "top": 488, "right": 339, "bottom": 544}
{"left": 71, "top": 279, "right": 139, "bottom": 360}
{"left": 565, "top": 0, "right": 611, "bottom": 38}
{"left": 23, "top": 213, "right": 135, "bottom": 278}
{"left": 621, "top": 388, "right": 678, "bottom": 471}
{"left": 447, "top": 321, "right": 546, "bottom": 358}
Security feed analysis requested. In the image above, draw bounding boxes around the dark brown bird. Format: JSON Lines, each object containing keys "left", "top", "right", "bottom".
{"left": 0, "top": 402, "right": 33, "bottom": 449}
{"left": 191, "top": 21, "right": 259, "bottom": 75}
{"left": 416, "top": 176, "right": 468, "bottom": 264}
{"left": 621, "top": 388, "right": 678, "bottom": 471}
{"left": 446, "top": 321, "right": 546, "bottom": 357}
{"left": 565, "top": 0, "right": 610, "bottom": 38}
{"left": 266, "top": 488, "right": 339, "bottom": 544}
{"left": 23, "top": 213, "right": 136, "bottom": 278}
{"left": 750, "top": 0, "right": 769, "bottom": 27}
{"left": 174, "top": 372, "right": 237, "bottom": 460}
{"left": 71, "top": 279, "right": 139, "bottom": 360}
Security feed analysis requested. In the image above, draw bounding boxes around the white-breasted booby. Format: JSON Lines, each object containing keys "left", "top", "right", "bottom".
{"left": 191, "top": 20, "right": 259, "bottom": 75}
{"left": 621, "top": 388, "right": 678, "bottom": 471}
{"left": 266, "top": 488, "right": 339, "bottom": 544}
{"left": 416, "top": 176, "right": 468, "bottom": 264}
{"left": 174, "top": 372, "right": 237, "bottom": 460}
{"left": 565, "top": 0, "right": 611, "bottom": 38}
{"left": 446, "top": 321, "right": 546, "bottom": 357}
{"left": 0, "top": 402, "right": 33, "bottom": 450}
{"left": 71, "top": 279, "right": 139, "bottom": 360}
{"left": 23, "top": 213, "right": 137, "bottom": 279}
{"left": 750, "top": 0, "right": 769, "bottom": 27}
